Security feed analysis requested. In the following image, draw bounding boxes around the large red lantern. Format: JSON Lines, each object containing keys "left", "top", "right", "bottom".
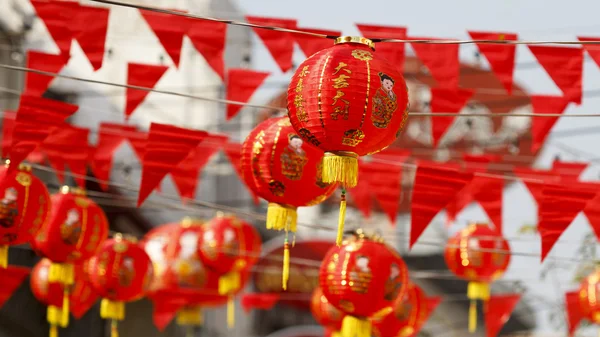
{"left": 578, "top": 268, "right": 600, "bottom": 325}
{"left": 241, "top": 116, "right": 336, "bottom": 288}
{"left": 0, "top": 161, "right": 51, "bottom": 268}
{"left": 372, "top": 283, "right": 429, "bottom": 337}
{"left": 311, "top": 286, "right": 344, "bottom": 337}
{"left": 319, "top": 230, "right": 409, "bottom": 337}
{"left": 88, "top": 235, "right": 153, "bottom": 337}
{"left": 31, "top": 258, "right": 99, "bottom": 337}
{"left": 444, "top": 223, "right": 510, "bottom": 332}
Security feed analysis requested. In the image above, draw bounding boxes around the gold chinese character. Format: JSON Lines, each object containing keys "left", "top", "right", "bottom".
{"left": 333, "top": 62, "right": 351, "bottom": 75}
{"left": 332, "top": 90, "right": 349, "bottom": 106}
{"left": 331, "top": 105, "right": 349, "bottom": 120}
{"left": 332, "top": 74, "right": 351, "bottom": 89}
{"left": 298, "top": 66, "right": 310, "bottom": 78}
{"left": 295, "top": 79, "right": 304, "bottom": 93}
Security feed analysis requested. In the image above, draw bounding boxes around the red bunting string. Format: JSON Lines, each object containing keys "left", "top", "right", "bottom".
{"left": 223, "top": 142, "right": 260, "bottom": 205}
{"left": 74, "top": 4, "right": 110, "bottom": 71}
{"left": 361, "top": 159, "right": 404, "bottom": 225}
{"left": 565, "top": 291, "right": 583, "bottom": 337}
{"left": 429, "top": 88, "right": 474, "bottom": 147}
{"left": 241, "top": 293, "right": 280, "bottom": 313}
{"left": 171, "top": 134, "right": 228, "bottom": 202}
{"left": 410, "top": 163, "right": 473, "bottom": 248}
{"left": 484, "top": 294, "right": 521, "bottom": 337}
{"left": 578, "top": 36, "right": 600, "bottom": 69}
{"left": 468, "top": 31, "right": 517, "bottom": 94}
{"left": 410, "top": 37, "right": 460, "bottom": 88}
{"left": 140, "top": 9, "right": 189, "bottom": 67}
{"left": 245, "top": 16, "right": 297, "bottom": 73}
{"left": 551, "top": 160, "right": 587, "bottom": 181}
{"left": 356, "top": 24, "right": 407, "bottom": 69}
{"left": 41, "top": 125, "right": 91, "bottom": 187}
{"left": 1, "top": 111, "right": 15, "bottom": 158}
{"left": 30, "top": 0, "right": 77, "bottom": 56}
{"left": 24, "top": 51, "right": 69, "bottom": 97}
{"left": 92, "top": 123, "right": 138, "bottom": 190}
{"left": 529, "top": 95, "right": 571, "bottom": 153}
{"left": 293, "top": 28, "right": 340, "bottom": 58}
{"left": 538, "top": 183, "right": 596, "bottom": 261}
{"left": 188, "top": 20, "right": 227, "bottom": 81}
{"left": 125, "top": 63, "right": 169, "bottom": 120}
{"left": 528, "top": 45, "right": 584, "bottom": 104}
{"left": 0, "top": 266, "right": 31, "bottom": 308}
{"left": 137, "top": 123, "right": 207, "bottom": 206}
{"left": 225, "top": 68, "right": 270, "bottom": 120}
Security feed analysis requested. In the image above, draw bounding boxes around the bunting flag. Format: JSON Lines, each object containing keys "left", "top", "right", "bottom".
{"left": 293, "top": 28, "right": 340, "bottom": 58}
{"left": 245, "top": 16, "right": 297, "bottom": 73}
{"left": 225, "top": 68, "right": 270, "bottom": 120}
{"left": 484, "top": 294, "right": 521, "bottom": 337}
{"left": 410, "top": 163, "right": 473, "bottom": 248}
{"left": 241, "top": 293, "right": 280, "bottom": 313}
{"left": 552, "top": 160, "right": 587, "bottom": 181}
{"left": 468, "top": 31, "right": 517, "bottom": 94}
{"left": 137, "top": 123, "right": 207, "bottom": 206}
{"left": 151, "top": 295, "right": 187, "bottom": 331}
{"left": 24, "top": 51, "right": 69, "bottom": 97}
{"left": 171, "top": 133, "right": 229, "bottom": 201}
{"left": 529, "top": 95, "right": 571, "bottom": 153}
{"left": 74, "top": 4, "right": 110, "bottom": 70}
{"left": 528, "top": 45, "right": 584, "bottom": 104}
{"left": 125, "top": 63, "right": 169, "bottom": 120}
{"left": 564, "top": 291, "right": 583, "bottom": 337}
{"left": 410, "top": 37, "right": 460, "bottom": 88}
{"left": 30, "top": 0, "right": 77, "bottom": 56}
{"left": 513, "top": 167, "right": 560, "bottom": 218}
{"left": 538, "top": 183, "right": 596, "bottom": 261}
{"left": 346, "top": 165, "right": 373, "bottom": 219}
{"left": 578, "top": 36, "right": 600, "bottom": 69}
{"left": 126, "top": 129, "right": 147, "bottom": 163}
{"left": 9, "top": 95, "right": 78, "bottom": 170}
{"left": 584, "top": 191, "right": 600, "bottom": 242}
{"left": 140, "top": 9, "right": 189, "bottom": 67}
{"left": 223, "top": 142, "right": 260, "bottom": 205}
{"left": 1, "top": 111, "right": 16, "bottom": 158}
{"left": 0, "top": 265, "right": 31, "bottom": 308}
{"left": 361, "top": 159, "right": 404, "bottom": 225}
{"left": 356, "top": 24, "right": 407, "bottom": 69}
{"left": 429, "top": 88, "right": 474, "bottom": 147}
{"left": 41, "top": 125, "right": 91, "bottom": 187}
{"left": 188, "top": 20, "right": 227, "bottom": 80}
{"left": 92, "top": 123, "right": 138, "bottom": 190}
{"left": 462, "top": 155, "right": 504, "bottom": 233}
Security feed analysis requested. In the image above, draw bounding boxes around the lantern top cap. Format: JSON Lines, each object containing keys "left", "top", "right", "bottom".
{"left": 3, "top": 159, "right": 32, "bottom": 172}
{"left": 61, "top": 185, "right": 87, "bottom": 196}
{"left": 181, "top": 216, "right": 204, "bottom": 227}
{"left": 334, "top": 36, "right": 375, "bottom": 50}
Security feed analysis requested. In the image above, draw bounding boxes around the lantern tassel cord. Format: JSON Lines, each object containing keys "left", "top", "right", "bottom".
{"left": 282, "top": 234, "right": 290, "bottom": 290}
{"left": 111, "top": 320, "right": 119, "bottom": 337}
{"left": 49, "top": 325, "right": 58, "bottom": 337}
{"left": 61, "top": 288, "right": 69, "bottom": 327}
{"left": 469, "top": 299, "right": 477, "bottom": 333}
{"left": 0, "top": 245, "right": 7, "bottom": 268}
{"left": 227, "top": 295, "right": 235, "bottom": 329}
{"left": 336, "top": 189, "right": 347, "bottom": 246}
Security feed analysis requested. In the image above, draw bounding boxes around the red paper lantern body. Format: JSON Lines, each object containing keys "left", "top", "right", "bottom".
{"left": 372, "top": 283, "right": 428, "bottom": 337}
{"left": 287, "top": 37, "right": 410, "bottom": 187}
{"left": 578, "top": 269, "right": 600, "bottom": 324}
{"left": 319, "top": 233, "right": 409, "bottom": 337}
{"left": 311, "top": 286, "right": 344, "bottom": 331}
{"left": 0, "top": 163, "right": 51, "bottom": 267}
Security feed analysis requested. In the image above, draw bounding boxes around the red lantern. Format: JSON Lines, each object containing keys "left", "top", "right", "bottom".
{"left": 31, "top": 258, "right": 99, "bottom": 337}
{"left": 372, "top": 283, "right": 430, "bottom": 337}
{"left": 241, "top": 116, "right": 336, "bottom": 288}
{"left": 88, "top": 235, "right": 153, "bottom": 337}
{"left": 319, "top": 230, "right": 409, "bottom": 337}
{"left": 311, "top": 286, "right": 344, "bottom": 337}
{"left": 0, "top": 161, "right": 51, "bottom": 268}
{"left": 578, "top": 268, "right": 600, "bottom": 324}
{"left": 444, "top": 223, "right": 511, "bottom": 333}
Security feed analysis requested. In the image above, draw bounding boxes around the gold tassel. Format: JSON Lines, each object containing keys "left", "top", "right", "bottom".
{"left": 49, "top": 325, "right": 58, "bottom": 337}
{"left": 266, "top": 203, "right": 297, "bottom": 232}
{"left": 336, "top": 189, "right": 347, "bottom": 246}
{"left": 322, "top": 152, "right": 358, "bottom": 188}
{"left": 341, "top": 316, "right": 371, "bottom": 337}
{"left": 100, "top": 299, "right": 125, "bottom": 321}
{"left": 282, "top": 237, "right": 290, "bottom": 290}
{"left": 60, "top": 288, "right": 70, "bottom": 327}
{"left": 331, "top": 332, "right": 342, "bottom": 337}
{"left": 0, "top": 244, "right": 8, "bottom": 268}
{"left": 466, "top": 282, "right": 489, "bottom": 334}
{"left": 468, "top": 299, "right": 477, "bottom": 333}
{"left": 176, "top": 306, "right": 203, "bottom": 326}
{"left": 110, "top": 320, "right": 119, "bottom": 337}
{"left": 227, "top": 295, "right": 234, "bottom": 329}
{"left": 218, "top": 271, "right": 241, "bottom": 295}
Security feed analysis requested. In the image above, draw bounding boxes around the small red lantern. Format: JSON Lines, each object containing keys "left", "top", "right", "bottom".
{"left": 578, "top": 268, "right": 600, "bottom": 325}
{"left": 319, "top": 230, "right": 409, "bottom": 337}
{"left": 444, "top": 223, "right": 510, "bottom": 332}
{"left": 31, "top": 258, "right": 99, "bottom": 337}
{"left": 0, "top": 161, "right": 51, "bottom": 268}
{"left": 372, "top": 283, "right": 429, "bottom": 337}
{"left": 241, "top": 116, "right": 336, "bottom": 288}
{"left": 88, "top": 235, "right": 153, "bottom": 337}
{"left": 311, "top": 286, "right": 344, "bottom": 337}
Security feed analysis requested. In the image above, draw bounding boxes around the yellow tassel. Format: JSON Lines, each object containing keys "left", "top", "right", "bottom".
{"left": 282, "top": 239, "right": 290, "bottom": 290}
{"left": 218, "top": 271, "right": 241, "bottom": 295}
{"left": 266, "top": 203, "right": 297, "bottom": 232}
{"left": 49, "top": 325, "right": 58, "bottom": 337}
{"left": 227, "top": 295, "right": 234, "bottom": 329}
{"left": 47, "top": 306, "right": 66, "bottom": 327}
{"left": 48, "top": 263, "right": 75, "bottom": 285}
{"left": 467, "top": 282, "right": 490, "bottom": 301}
{"left": 60, "top": 288, "right": 70, "bottom": 327}
{"left": 111, "top": 320, "right": 119, "bottom": 337}
{"left": 341, "top": 316, "right": 371, "bottom": 337}
{"left": 336, "top": 191, "right": 347, "bottom": 246}
{"left": 0, "top": 244, "right": 8, "bottom": 268}
{"left": 100, "top": 299, "right": 125, "bottom": 321}
{"left": 176, "top": 306, "right": 203, "bottom": 326}
{"left": 469, "top": 299, "right": 477, "bottom": 333}
{"left": 322, "top": 152, "right": 358, "bottom": 188}
{"left": 331, "top": 332, "right": 342, "bottom": 337}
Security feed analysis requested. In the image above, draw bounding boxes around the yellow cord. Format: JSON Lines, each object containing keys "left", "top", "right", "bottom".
{"left": 336, "top": 190, "right": 347, "bottom": 246}
{"left": 469, "top": 299, "right": 477, "bottom": 333}
{"left": 282, "top": 238, "right": 290, "bottom": 290}
{"left": 227, "top": 295, "right": 235, "bottom": 329}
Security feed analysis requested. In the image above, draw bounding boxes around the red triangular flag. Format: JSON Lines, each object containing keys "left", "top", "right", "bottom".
{"left": 126, "top": 129, "right": 147, "bottom": 163}
{"left": 565, "top": 291, "right": 583, "bottom": 337}
{"left": 584, "top": 191, "right": 600, "bottom": 242}
{"left": 410, "top": 163, "right": 473, "bottom": 248}
{"left": 225, "top": 69, "right": 270, "bottom": 120}
{"left": 2, "top": 111, "right": 16, "bottom": 158}
{"left": 171, "top": 134, "right": 228, "bottom": 201}
{"left": 73, "top": 4, "right": 109, "bottom": 70}
{"left": 151, "top": 295, "right": 187, "bottom": 331}
{"left": 188, "top": 20, "right": 227, "bottom": 80}
{"left": 471, "top": 175, "right": 504, "bottom": 233}
{"left": 30, "top": 0, "right": 77, "bottom": 56}
{"left": 468, "top": 31, "right": 517, "bottom": 94}
{"left": 125, "top": 63, "right": 169, "bottom": 120}
{"left": 245, "top": 16, "right": 297, "bottom": 72}
{"left": 223, "top": 142, "right": 260, "bottom": 205}
{"left": 347, "top": 163, "right": 373, "bottom": 219}
{"left": 241, "top": 293, "right": 280, "bottom": 313}
{"left": 356, "top": 24, "right": 407, "bottom": 69}
{"left": 430, "top": 88, "right": 474, "bottom": 147}
{"left": 513, "top": 167, "right": 560, "bottom": 218}
{"left": 528, "top": 45, "right": 584, "bottom": 104}
{"left": 578, "top": 36, "right": 600, "bottom": 69}
{"left": 552, "top": 160, "right": 587, "bottom": 181}
{"left": 530, "top": 95, "right": 570, "bottom": 153}
{"left": 24, "top": 51, "right": 69, "bottom": 97}
{"left": 362, "top": 160, "right": 404, "bottom": 225}
{"left": 0, "top": 265, "right": 30, "bottom": 308}
{"left": 539, "top": 183, "right": 596, "bottom": 261}
{"left": 140, "top": 9, "right": 189, "bottom": 67}
{"left": 92, "top": 123, "right": 137, "bottom": 190}
{"left": 485, "top": 294, "right": 521, "bottom": 337}
{"left": 412, "top": 296, "right": 442, "bottom": 335}
{"left": 293, "top": 28, "right": 339, "bottom": 58}
{"left": 410, "top": 37, "right": 460, "bottom": 88}
{"left": 137, "top": 123, "right": 207, "bottom": 206}
{"left": 42, "top": 125, "right": 90, "bottom": 187}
